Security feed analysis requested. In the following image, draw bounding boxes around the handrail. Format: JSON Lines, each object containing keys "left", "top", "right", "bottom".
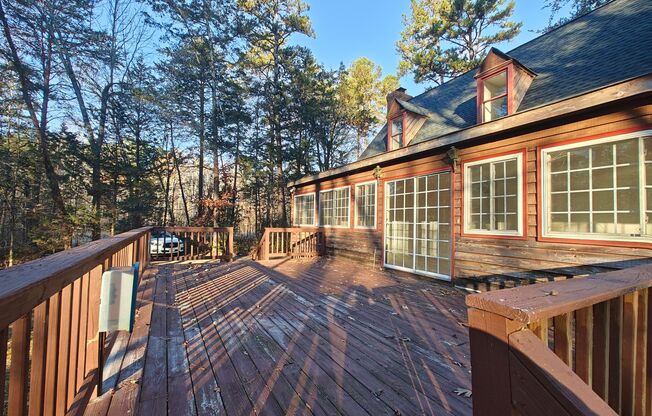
{"left": 0, "top": 226, "right": 152, "bottom": 330}
{"left": 467, "top": 264, "right": 652, "bottom": 415}
{"left": 0, "top": 226, "right": 152, "bottom": 415}
{"left": 466, "top": 262, "right": 652, "bottom": 324}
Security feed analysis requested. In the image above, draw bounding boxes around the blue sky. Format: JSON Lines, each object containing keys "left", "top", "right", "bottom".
{"left": 292, "top": 0, "right": 553, "bottom": 96}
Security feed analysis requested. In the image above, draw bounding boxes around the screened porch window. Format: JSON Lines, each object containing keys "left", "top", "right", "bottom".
{"left": 293, "top": 193, "right": 315, "bottom": 226}
{"left": 355, "top": 181, "right": 376, "bottom": 228}
{"left": 542, "top": 131, "right": 652, "bottom": 241}
{"left": 464, "top": 152, "right": 523, "bottom": 236}
{"left": 319, "top": 187, "right": 350, "bottom": 227}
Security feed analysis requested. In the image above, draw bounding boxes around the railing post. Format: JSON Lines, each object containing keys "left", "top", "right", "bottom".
{"left": 227, "top": 227, "right": 234, "bottom": 261}
{"left": 262, "top": 229, "right": 269, "bottom": 261}
{"left": 468, "top": 308, "right": 524, "bottom": 416}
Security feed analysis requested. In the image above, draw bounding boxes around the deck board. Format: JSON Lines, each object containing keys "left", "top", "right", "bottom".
{"left": 85, "top": 258, "right": 473, "bottom": 416}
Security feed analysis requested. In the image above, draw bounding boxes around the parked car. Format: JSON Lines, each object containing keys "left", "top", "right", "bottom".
{"left": 150, "top": 231, "right": 185, "bottom": 256}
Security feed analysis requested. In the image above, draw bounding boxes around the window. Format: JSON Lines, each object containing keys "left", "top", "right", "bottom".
{"left": 319, "top": 187, "right": 350, "bottom": 227}
{"left": 389, "top": 116, "right": 404, "bottom": 150}
{"left": 293, "top": 193, "right": 315, "bottom": 226}
{"left": 355, "top": 181, "right": 377, "bottom": 228}
{"left": 481, "top": 70, "right": 508, "bottom": 122}
{"left": 542, "top": 131, "right": 652, "bottom": 242}
{"left": 464, "top": 152, "right": 524, "bottom": 236}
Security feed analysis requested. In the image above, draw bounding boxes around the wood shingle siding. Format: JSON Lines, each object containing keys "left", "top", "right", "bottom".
{"left": 293, "top": 99, "right": 652, "bottom": 289}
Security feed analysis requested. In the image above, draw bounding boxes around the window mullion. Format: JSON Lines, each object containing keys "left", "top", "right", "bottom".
{"left": 490, "top": 162, "right": 495, "bottom": 231}
{"left": 639, "top": 137, "right": 647, "bottom": 235}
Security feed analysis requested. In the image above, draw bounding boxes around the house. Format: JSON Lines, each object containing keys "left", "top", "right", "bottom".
{"left": 288, "top": 0, "right": 652, "bottom": 290}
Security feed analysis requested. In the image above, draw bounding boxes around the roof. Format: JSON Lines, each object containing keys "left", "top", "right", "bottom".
{"left": 359, "top": 0, "right": 652, "bottom": 159}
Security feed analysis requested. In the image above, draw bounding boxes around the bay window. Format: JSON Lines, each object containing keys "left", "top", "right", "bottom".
{"left": 464, "top": 152, "right": 524, "bottom": 236}
{"left": 319, "top": 187, "right": 350, "bottom": 227}
{"left": 293, "top": 193, "right": 315, "bottom": 226}
{"left": 542, "top": 131, "right": 652, "bottom": 241}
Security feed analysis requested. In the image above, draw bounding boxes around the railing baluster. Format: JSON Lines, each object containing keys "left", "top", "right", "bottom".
{"left": 67, "top": 279, "right": 82, "bottom": 405}
{"left": 553, "top": 312, "right": 572, "bottom": 366}
{"left": 8, "top": 314, "right": 31, "bottom": 416}
{"left": 0, "top": 328, "right": 8, "bottom": 416}
{"left": 622, "top": 292, "right": 640, "bottom": 415}
{"left": 593, "top": 301, "right": 611, "bottom": 400}
{"left": 575, "top": 306, "right": 593, "bottom": 386}
{"left": 76, "top": 273, "right": 90, "bottom": 390}
{"left": 57, "top": 284, "right": 73, "bottom": 414}
{"left": 635, "top": 288, "right": 648, "bottom": 416}
{"left": 28, "top": 301, "right": 48, "bottom": 416}
{"left": 43, "top": 292, "right": 60, "bottom": 415}
{"left": 609, "top": 296, "right": 624, "bottom": 413}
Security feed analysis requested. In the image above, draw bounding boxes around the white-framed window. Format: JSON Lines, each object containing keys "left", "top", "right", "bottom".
{"left": 355, "top": 181, "right": 377, "bottom": 228}
{"left": 542, "top": 130, "right": 652, "bottom": 242}
{"left": 293, "top": 193, "right": 315, "bottom": 226}
{"left": 464, "top": 152, "right": 524, "bottom": 236}
{"left": 319, "top": 186, "right": 350, "bottom": 227}
{"left": 480, "top": 70, "right": 509, "bottom": 122}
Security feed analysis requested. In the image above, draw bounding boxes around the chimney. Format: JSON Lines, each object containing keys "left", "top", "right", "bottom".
{"left": 386, "top": 87, "right": 412, "bottom": 114}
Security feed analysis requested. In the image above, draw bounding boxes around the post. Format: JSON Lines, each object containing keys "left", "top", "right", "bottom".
{"left": 261, "top": 229, "right": 269, "bottom": 261}
{"left": 468, "top": 308, "right": 524, "bottom": 415}
{"left": 227, "top": 227, "right": 234, "bottom": 261}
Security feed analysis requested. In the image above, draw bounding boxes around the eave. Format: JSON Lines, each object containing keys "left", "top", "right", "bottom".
{"left": 288, "top": 74, "right": 652, "bottom": 188}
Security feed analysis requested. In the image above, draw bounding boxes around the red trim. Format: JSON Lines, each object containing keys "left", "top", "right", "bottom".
{"left": 459, "top": 148, "right": 528, "bottom": 241}
{"left": 476, "top": 64, "right": 514, "bottom": 124}
{"left": 538, "top": 125, "right": 651, "bottom": 150}
{"left": 536, "top": 125, "right": 652, "bottom": 249}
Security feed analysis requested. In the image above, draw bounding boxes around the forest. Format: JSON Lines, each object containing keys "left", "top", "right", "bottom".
{"left": 0, "top": 0, "right": 605, "bottom": 266}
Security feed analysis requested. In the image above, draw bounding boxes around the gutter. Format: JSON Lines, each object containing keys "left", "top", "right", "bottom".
{"left": 289, "top": 74, "right": 652, "bottom": 188}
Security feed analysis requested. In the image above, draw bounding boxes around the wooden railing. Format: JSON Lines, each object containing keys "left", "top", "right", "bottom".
{"left": 150, "top": 226, "right": 234, "bottom": 262}
{"left": 254, "top": 227, "right": 325, "bottom": 261}
{"left": 466, "top": 264, "right": 652, "bottom": 415}
{"left": 0, "top": 227, "right": 151, "bottom": 416}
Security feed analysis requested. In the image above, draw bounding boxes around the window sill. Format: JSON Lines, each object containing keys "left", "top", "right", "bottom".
{"left": 461, "top": 230, "right": 526, "bottom": 240}
{"left": 539, "top": 233, "right": 652, "bottom": 248}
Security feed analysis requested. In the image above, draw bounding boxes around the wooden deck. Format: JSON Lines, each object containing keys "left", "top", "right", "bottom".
{"left": 85, "top": 257, "right": 472, "bottom": 416}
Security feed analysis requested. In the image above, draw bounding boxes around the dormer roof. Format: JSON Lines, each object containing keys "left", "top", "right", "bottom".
{"left": 360, "top": 0, "right": 652, "bottom": 160}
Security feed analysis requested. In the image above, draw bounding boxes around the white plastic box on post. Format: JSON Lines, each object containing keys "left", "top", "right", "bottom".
{"left": 98, "top": 262, "right": 140, "bottom": 333}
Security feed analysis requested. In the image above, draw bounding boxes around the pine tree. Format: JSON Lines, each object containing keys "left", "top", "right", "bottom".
{"left": 397, "top": 0, "right": 522, "bottom": 85}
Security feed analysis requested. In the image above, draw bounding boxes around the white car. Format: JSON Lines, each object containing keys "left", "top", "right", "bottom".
{"left": 150, "top": 231, "right": 185, "bottom": 256}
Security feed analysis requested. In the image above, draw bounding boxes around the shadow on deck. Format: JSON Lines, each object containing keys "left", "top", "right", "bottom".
{"left": 85, "top": 257, "right": 473, "bottom": 416}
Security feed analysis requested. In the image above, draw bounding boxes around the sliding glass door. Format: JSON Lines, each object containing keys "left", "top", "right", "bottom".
{"left": 384, "top": 171, "right": 452, "bottom": 280}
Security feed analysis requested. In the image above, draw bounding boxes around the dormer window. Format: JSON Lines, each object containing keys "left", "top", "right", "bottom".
{"left": 482, "top": 70, "right": 508, "bottom": 121}
{"left": 474, "top": 48, "right": 536, "bottom": 124}
{"left": 388, "top": 114, "right": 405, "bottom": 150}
{"left": 478, "top": 67, "right": 512, "bottom": 122}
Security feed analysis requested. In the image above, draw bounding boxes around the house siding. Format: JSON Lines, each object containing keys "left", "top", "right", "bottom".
{"left": 293, "top": 98, "right": 652, "bottom": 289}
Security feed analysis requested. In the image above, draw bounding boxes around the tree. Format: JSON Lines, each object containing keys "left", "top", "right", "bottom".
{"left": 542, "top": 0, "right": 610, "bottom": 31}
{"left": 339, "top": 58, "right": 398, "bottom": 157}
{"left": 397, "top": 0, "right": 522, "bottom": 85}
{"left": 239, "top": 0, "right": 313, "bottom": 226}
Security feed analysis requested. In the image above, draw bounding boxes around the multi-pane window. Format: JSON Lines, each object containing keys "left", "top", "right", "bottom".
{"left": 293, "top": 193, "right": 315, "bottom": 226}
{"left": 355, "top": 181, "right": 377, "bottom": 228}
{"left": 390, "top": 116, "right": 404, "bottom": 150}
{"left": 543, "top": 132, "right": 652, "bottom": 241}
{"left": 464, "top": 153, "right": 523, "bottom": 235}
{"left": 319, "top": 187, "right": 350, "bottom": 227}
{"left": 481, "top": 70, "right": 508, "bottom": 122}
{"left": 385, "top": 172, "right": 452, "bottom": 279}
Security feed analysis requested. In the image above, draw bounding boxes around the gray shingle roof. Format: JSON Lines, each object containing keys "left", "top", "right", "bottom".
{"left": 360, "top": 0, "right": 652, "bottom": 160}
